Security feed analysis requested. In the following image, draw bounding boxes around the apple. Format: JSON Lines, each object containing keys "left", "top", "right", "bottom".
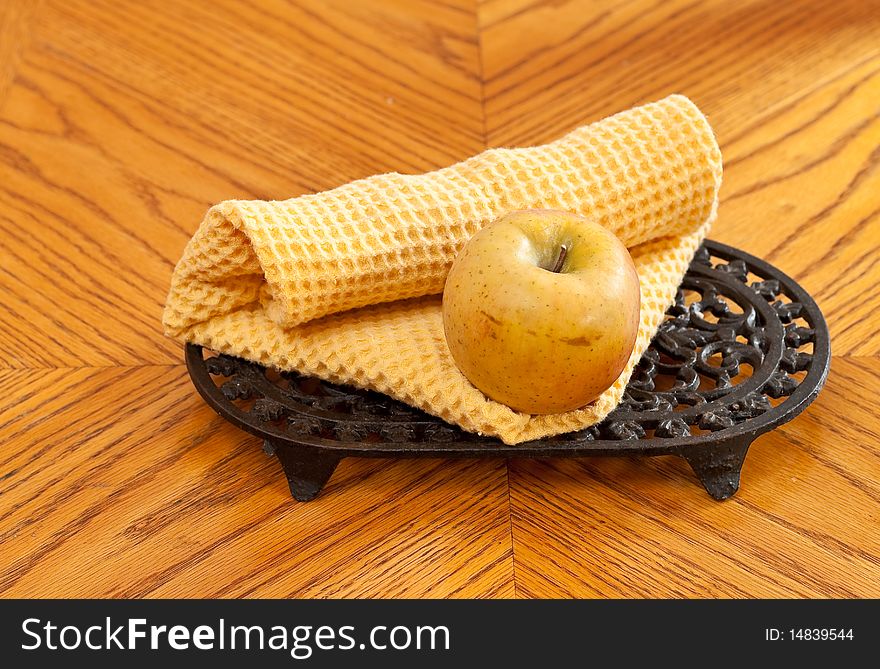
{"left": 442, "top": 209, "right": 640, "bottom": 414}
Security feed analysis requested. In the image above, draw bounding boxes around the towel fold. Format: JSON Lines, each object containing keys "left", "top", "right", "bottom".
{"left": 163, "top": 94, "right": 722, "bottom": 444}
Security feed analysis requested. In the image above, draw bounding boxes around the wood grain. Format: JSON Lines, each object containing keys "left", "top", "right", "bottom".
{"left": 478, "top": 0, "right": 880, "bottom": 355}
{"left": 0, "top": 367, "right": 514, "bottom": 597}
{"left": 0, "top": 0, "right": 483, "bottom": 367}
{"left": 0, "top": 0, "right": 43, "bottom": 108}
{"left": 1, "top": 0, "right": 878, "bottom": 598}
{"left": 718, "top": 57, "right": 880, "bottom": 356}
{"left": 508, "top": 358, "right": 880, "bottom": 598}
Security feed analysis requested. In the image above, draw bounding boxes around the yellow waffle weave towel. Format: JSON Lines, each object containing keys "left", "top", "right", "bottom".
{"left": 163, "top": 95, "right": 722, "bottom": 444}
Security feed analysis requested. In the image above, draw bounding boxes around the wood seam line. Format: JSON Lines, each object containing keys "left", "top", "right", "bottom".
{"left": 475, "top": 5, "right": 517, "bottom": 597}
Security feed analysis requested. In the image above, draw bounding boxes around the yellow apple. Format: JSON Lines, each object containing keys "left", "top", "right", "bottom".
{"left": 442, "top": 209, "right": 640, "bottom": 414}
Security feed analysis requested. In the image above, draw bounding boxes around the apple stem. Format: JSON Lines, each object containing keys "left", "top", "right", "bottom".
{"left": 549, "top": 245, "right": 568, "bottom": 273}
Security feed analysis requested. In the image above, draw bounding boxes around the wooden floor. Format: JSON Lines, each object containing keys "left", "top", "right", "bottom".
{"left": 1, "top": 0, "right": 878, "bottom": 598}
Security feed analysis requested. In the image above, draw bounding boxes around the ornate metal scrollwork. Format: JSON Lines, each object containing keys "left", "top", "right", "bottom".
{"left": 186, "top": 241, "right": 830, "bottom": 501}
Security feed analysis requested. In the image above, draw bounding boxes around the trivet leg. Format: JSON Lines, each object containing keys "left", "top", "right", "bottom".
{"left": 680, "top": 434, "right": 753, "bottom": 501}
{"left": 265, "top": 440, "right": 341, "bottom": 502}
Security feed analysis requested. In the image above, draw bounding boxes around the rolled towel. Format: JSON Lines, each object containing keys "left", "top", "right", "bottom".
{"left": 163, "top": 94, "right": 722, "bottom": 444}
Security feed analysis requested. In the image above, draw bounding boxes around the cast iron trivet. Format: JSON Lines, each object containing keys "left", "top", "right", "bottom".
{"left": 185, "top": 240, "right": 830, "bottom": 502}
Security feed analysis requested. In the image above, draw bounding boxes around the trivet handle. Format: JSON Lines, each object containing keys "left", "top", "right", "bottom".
{"left": 265, "top": 440, "right": 341, "bottom": 501}
{"left": 679, "top": 434, "right": 754, "bottom": 500}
